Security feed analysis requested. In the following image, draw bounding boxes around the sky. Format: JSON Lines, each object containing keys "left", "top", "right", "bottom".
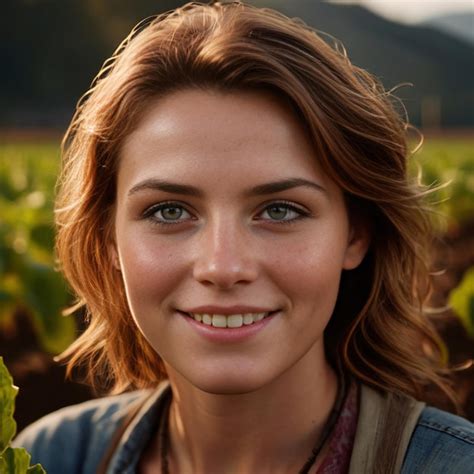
{"left": 328, "top": 0, "right": 474, "bottom": 24}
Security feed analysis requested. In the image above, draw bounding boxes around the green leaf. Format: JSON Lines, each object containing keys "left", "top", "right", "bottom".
{"left": 449, "top": 268, "right": 474, "bottom": 337}
{"left": 1, "top": 447, "right": 31, "bottom": 473}
{"left": 27, "top": 464, "right": 46, "bottom": 474}
{"left": 21, "top": 262, "right": 76, "bottom": 354}
{"left": 0, "top": 447, "right": 46, "bottom": 473}
{"left": 0, "top": 360, "right": 47, "bottom": 472}
{"left": 0, "top": 290, "right": 16, "bottom": 304}
{"left": 29, "top": 224, "right": 55, "bottom": 253}
{"left": 30, "top": 307, "right": 76, "bottom": 355}
{"left": 0, "top": 358, "right": 18, "bottom": 454}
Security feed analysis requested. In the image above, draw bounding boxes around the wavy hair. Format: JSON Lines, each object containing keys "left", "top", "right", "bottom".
{"left": 56, "top": 1, "right": 455, "bottom": 404}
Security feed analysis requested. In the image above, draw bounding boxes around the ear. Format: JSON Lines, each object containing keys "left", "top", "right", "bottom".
{"left": 107, "top": 243, "right": 121, "bottom": 271}
{"left": 106, "top": 212, "right": 121, "bottom": 271}
{"left": 108, "top": 239, "right": 121, "bottom": 271}
{"left": 342, "top": 218, "right": 371, "bottom": 270}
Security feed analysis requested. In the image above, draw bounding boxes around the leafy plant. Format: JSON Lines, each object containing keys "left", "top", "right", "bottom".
{"left": 0, "top": 137, "right": 473, "bottom": 353}
{"left": 411, "top": 138, "right": 474, "bottom": 231}
{"left": 0, "top": 142, "right": 76, "bottom": 353}
{"left": 450, "top": 268, "right": 474, "bottom": 337}
{"left": 0, "top": 357, "right": 46, "bottom": 473}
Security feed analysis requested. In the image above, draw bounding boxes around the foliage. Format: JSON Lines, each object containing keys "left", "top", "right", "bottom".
{"left": 412, "top": 137, "right": 474, "bottom": 337}
{"left": 0, "top": 142, "right": 75, "bottom": 354}
{"left": 0, "top": 357, "right": 46, "bottom": 473}
{"left": 411, "top": 138, "right": 474, "bottom": 231}
{"left": 0, "top": 137, "right": 473, "bottom": 352}
{"left": 450, "top": 268, "right": 474, "bottom": 337}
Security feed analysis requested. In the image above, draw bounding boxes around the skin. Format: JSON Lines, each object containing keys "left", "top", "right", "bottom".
{"left": 112, "top": 88, "right": 370, "bottom": 473}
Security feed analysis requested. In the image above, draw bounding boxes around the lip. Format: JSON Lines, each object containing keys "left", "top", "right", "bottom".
{"left": 183, "top": 305, "right": 275, "bottom": 315}
{"left": 178, "top": 310, "right": 279, "bottom": 343}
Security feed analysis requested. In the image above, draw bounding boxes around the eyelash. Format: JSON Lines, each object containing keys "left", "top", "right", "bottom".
{"left": 142, "top": 200, "right": 311, "bottom": 226}
{"left": 142, "top": 201, "right": 194, "bottom": 226}
{"left": 255, "top": 201, "right": 311, "bottom": 225}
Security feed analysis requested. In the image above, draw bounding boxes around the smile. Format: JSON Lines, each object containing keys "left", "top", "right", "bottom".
{"left": 189, "top": 312, "right": 271, "bottom": 328}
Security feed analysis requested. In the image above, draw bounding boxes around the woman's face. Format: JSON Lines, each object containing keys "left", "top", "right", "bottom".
{"left": 113, "top": 89, "right": 368, "bottom": 394}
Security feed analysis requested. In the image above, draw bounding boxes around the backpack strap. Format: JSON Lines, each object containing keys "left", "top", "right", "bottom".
{"left": 98, "top": 382, "right": 424, "bottom": 474}
{"left": 349, "top": 384, "right": 425, "bottom": 474}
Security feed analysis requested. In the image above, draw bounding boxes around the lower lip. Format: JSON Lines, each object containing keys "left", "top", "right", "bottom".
{"left": 179, "top": 312, "right": 278, "bottom": 343}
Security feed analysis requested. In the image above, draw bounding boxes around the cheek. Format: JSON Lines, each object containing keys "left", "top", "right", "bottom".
{"left": 117, "top": 229, "right": 188, "bottom": 319}
{"left": 266, "top": 231, "right": 347, "bottom": 317}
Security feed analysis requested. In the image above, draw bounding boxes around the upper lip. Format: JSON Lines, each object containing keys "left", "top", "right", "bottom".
{"left": 182, "top": 305, "right": 277, "bottom": 315}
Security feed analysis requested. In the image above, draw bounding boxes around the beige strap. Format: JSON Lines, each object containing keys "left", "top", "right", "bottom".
{"left": 98, "top": 383, "right": 424, "bottom": 474}
{"left": 349, "top": 385, "right": 425, "bottom": 474}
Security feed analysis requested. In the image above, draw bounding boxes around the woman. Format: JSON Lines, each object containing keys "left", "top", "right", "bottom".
{"left": 14, "top": 2, "right": 474, "bottom": 473}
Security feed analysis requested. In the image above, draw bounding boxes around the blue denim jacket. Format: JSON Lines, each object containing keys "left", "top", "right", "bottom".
{"left": 14, "top": 383, "right": 474, "bottom": 473}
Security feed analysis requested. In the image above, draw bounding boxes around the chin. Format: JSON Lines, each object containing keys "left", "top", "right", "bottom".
{"left": 172, "top": 362, "right": 278, "bottom": 396}
{"left": 196, "top": 377, "right": 265, "bottom": 396}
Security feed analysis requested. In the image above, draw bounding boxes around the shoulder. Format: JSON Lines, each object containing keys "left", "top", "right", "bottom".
{"left": 13, "top": 390, "right": 147, "bottom": 474}
{"left": 402, "top": 406, "right": 474, "bottom": 473}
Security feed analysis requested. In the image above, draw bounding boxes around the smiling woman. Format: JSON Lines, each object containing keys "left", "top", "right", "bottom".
{"left": 112, "top": 88, "right": 366, "bottom": 400}
{"left": 13, "top": 2, "right": 474, "bottom": 473}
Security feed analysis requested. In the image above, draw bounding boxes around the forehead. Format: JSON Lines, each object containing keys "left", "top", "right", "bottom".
{"left": 118, "top": 88, "right": 330, "bottom": 190}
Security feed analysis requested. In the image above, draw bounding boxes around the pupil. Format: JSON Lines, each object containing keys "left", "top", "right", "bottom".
{"left": 162, "top": 206, "right": 182, "bottom": 220}
{"left": 268, "top": 206, "right": 287, "bottom": 220}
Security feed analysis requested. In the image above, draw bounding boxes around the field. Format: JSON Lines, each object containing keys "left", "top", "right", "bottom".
{"left": 1, "top": 136, "right": 473, "bottom": 349}
{"left": 0, "top": 141, "right": 75, "bottom": 354}
{"left": 412, "top": 137, "right": 474, "bottom": 230}
{"left": 0, "top": 135, "right": 473, "bottom": 427}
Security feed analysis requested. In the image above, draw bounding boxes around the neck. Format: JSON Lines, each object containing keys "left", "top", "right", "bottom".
{"left": 164, "top": 349, "right": 338, "bottom": 474}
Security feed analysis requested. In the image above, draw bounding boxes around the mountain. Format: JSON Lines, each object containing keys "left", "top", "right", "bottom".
{"left": 422, "top": 11, "right": 474, "bottom": 45}
{"left": 1, "top": 0, "right": 473, "bottom": 128}
{"left": 254, "top": 0, "right": 474, "bottom": 128}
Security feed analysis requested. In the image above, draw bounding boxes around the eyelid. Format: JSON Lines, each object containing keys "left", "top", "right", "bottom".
{"left": 254, "top": 200, "right": 311, "bottom": 222}
{"left": 142, "top": 201, "right": 195, "bottom": 223}
{"left": 141, "top": 199, "right": 311, "bottom": 225}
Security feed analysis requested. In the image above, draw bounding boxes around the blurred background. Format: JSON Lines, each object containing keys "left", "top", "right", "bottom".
{"left": 1, "top": 0, "right": 473, "bottom": 430}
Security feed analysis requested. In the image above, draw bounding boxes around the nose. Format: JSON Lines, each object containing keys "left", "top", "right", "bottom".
{"left": 192, "top": 217, "right": 259, "bottom": 290}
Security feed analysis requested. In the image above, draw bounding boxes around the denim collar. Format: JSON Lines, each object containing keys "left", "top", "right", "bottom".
{"left": 107, "top": 382, "right": 171, "bottom": 474}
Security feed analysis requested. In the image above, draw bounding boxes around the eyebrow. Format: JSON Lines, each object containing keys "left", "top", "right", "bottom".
{"left": 246, "top": 178, "right": 326, "bottom": 196}
{"left": 127, "top": 177, "right": 326, "bottom": 197}
{"left": 128, "top": 179, "right": 204, "bottom": 197}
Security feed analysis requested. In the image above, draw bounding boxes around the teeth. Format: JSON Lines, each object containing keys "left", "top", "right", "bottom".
{"left": 227, "top": 314, "right": 243, "bottom": 328}
{"left": 191, "top": 312, "right": 271, "bottom": 328}
{"left": 212, "top": 315, "right": 227, "bottom": 328}
{"left": 243, "top": 313, "right": 254, "bottom": 325}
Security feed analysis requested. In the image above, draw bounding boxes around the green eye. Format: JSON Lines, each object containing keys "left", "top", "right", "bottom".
{"left": 160, "top": 206, "right": 184, "bottom": 220}
{"left": 259, "top": 202, "right": 307, "bottom": 223}
{"left": 144, "top": 202, "right": 192, "bottom": 224}
{"left": 267, "top": 205, "right": 291, "bottom": 220}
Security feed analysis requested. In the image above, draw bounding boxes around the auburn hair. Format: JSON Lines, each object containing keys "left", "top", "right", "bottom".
{"left": 56, "top": 1, "right": 454, "bottom": 404}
